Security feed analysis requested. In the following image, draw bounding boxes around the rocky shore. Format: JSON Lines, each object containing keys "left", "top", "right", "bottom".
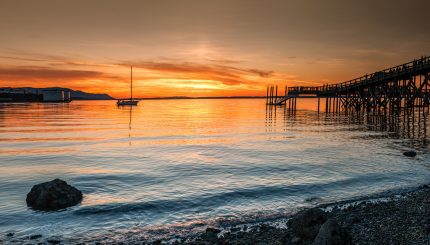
{"left": 187, "top": 185, "right": 430, "bottom": 244}
{"left": 3, "top": 185, "right": 430, "bottom": 244}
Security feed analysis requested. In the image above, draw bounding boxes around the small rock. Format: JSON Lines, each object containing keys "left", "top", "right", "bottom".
{"left": 26, "top": 179, "right": 83, "bottom": 211}
{"left": 230, "top": 227, "right": 240, "bottom": 233}
{"left": 403, "top": 151, "right": 417, "bottom": 157}
{"left": 47, "top": 239, "right": 61, "bottom": 244}
{"left": 313, "top": 219, "right": 352, "bottom": 245}
{"left": 205, "top": 227, "right": 221, "bottom": 234}
{"left": 30, "top": 234, "right": 42, "bottom": 240}
{"left": 287, "top": 208, "right": 328, "bottom": 240}
{"left": 200, "top": 227, "right": 220, "bottom": 242}
{"left": 6, "top": 232, "right": 14, "bottom": 237}
{"left": 152, "top": 239, "right": 162, "bottom": 245}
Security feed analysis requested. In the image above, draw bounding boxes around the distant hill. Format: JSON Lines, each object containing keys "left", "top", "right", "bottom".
{"left": 68, "top": 89, "right": 114, "bottom": 100}
{"left": 1, "top": 87, "right": 114, "bottom": 100}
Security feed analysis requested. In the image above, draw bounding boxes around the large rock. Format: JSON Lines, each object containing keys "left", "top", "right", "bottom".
{"left": 313, "top": 219, "right": 352, "bottom": 245}
{"left": 288, "top": 208, "right": 328, "bottom": 240}
{"left": 26, "top": 179, "right": 83, "bottom": 211}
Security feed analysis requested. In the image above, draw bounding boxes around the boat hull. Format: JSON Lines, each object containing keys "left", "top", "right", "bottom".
{"left": 117, "top": 100, "right": 139, "bottom": 106}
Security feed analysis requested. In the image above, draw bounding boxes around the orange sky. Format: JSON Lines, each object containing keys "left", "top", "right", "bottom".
{"left": 1, "top": 0, "right": 429, "bottom": 98}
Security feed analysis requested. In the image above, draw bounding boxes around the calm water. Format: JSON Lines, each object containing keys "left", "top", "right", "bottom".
{"left": 1, "top": 99, "right": 430, "bottom": 242}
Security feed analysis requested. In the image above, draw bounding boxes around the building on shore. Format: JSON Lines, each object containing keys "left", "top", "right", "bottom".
{"left": 64, "top": 90, "right": 71, "bottom": 102}
{"left": 0, "top": 88, "right": 72, "bottom": 103}
{"left": 40, "top": 89, "right": 64, "bottom": 102}
{"left": 0, "top": 88, "right": 43, "bottom": 102}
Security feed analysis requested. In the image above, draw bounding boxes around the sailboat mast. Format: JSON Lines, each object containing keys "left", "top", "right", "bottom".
{"left": 130, "top": 66, "right": 133, "bottom": 100}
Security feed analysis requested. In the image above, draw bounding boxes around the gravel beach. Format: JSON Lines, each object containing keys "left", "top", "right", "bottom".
{"left": 189, "top": 185, "right": 430, "bottom": 245}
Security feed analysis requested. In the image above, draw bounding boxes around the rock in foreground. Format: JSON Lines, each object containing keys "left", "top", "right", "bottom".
{"left": 287, "top": 208, "right": 328, "bottom": 241}
{"left": 313, "top": 219, "right": 352, "bottom": 245}
{"left": 26, "top": 179, "right": 82, "bottom": 211}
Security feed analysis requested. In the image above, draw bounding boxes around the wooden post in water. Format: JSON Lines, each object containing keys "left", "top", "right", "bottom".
{"left": 270, "top": 86, "right": 273, "bottom": 105}
{"left": 268, "top": 86, "right": 271, "bottom": 105}
{"left": 345, "top": 92, "right": 349, "bottom": 115}
{"left": 291, "top": 97, "right": 294, "bottom": 112}
{"left": 317, "top": 97, "right": 320, "bottom": 113}
{"left": 325, "top": 97, "right": 328, "bottom": 113}
{"left": 336, "top": 97, "right": 339, "bottom": 113}
{"left": 130, "top": 66, "right": 133, "bottom": 101}
{"left": 272, "top": 86, "right": 274, "bottom": 104}
{"left": 284, "top": 85, "right": 287, "bottom": 105}
{"left": 269, "top": 85, "right": 272, "bottom": 104}
{"left": 334, "top": 97, "right": 337, "bottom": 113}
{"left": 294, "top": 97, "right": 297, "bottom": 111}
{"left": 289, "top": 97, "right": 292, "bottom": 113}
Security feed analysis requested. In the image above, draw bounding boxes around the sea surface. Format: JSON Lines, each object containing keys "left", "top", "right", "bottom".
{"left": 1, "top": 99, "right": 430, "bottom": 243}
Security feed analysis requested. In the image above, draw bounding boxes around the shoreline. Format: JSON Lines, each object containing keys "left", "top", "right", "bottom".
{"left": 187, "top": 184, "right": 430, "bottom": 244}
{"left": 3, "top": 184, "right": 430, "bottom": 244}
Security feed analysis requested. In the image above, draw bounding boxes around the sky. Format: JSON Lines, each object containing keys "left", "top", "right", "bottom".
{"left": 1, "top": 0, "right": 430, "bottom": 98}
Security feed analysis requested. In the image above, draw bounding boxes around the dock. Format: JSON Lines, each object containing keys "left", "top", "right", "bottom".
{"left": 267, "top": 56, "right": 430, "bottom": 114}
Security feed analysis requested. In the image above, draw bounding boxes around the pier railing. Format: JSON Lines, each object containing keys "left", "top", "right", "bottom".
{"left": 286, "top": 56, "right": 430, "bottom": 96}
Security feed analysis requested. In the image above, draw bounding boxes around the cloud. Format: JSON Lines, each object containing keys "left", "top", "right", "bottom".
{"left": 0, "top": 55, "right": 52, "bottom": 63}
{"left": 1, "top": 51, "right": 275, "bottom": 87}
{"left": 243, "top": 68, "right": 273, "bottom": 78}
{"left": 206, "top": 58, "right": 242, "bottom": 64}
{"left": 0, "top": 51, "right": 73, "bottom": 63}
{"left": 118, "top": 60, "right": 274, "bottom": 86}
{"left": 0, "top": 66, "right": 114, "bottom": 81}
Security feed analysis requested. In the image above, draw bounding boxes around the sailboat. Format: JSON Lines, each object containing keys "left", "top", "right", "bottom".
{"left": 117, "top": 66, "right": 139, "bottom": 106}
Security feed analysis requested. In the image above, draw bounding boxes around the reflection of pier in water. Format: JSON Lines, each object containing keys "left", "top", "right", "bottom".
{"left": 266, "top": 106, "right": 430, "bottom": 149}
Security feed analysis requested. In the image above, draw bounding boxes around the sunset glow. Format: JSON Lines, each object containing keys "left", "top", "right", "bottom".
{"left": 1, "top": 0, "right": 429, "bottom": 98}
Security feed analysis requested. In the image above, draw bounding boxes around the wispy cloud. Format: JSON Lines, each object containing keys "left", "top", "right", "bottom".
{"left": 206, "top": 58, "right": 242, "bottom": 64}
{"left": 118, "top": 60, "right": 274, "bottom": 86}
{"left": 0, "top": 66, "right": 117, "bottom": 81}
{"left": 0, "top": 55, "right": 48, "bottom": 63}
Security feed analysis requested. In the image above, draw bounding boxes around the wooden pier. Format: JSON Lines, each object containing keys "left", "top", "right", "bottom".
{"left": 267, "top": 56, "right": 430, "bottom": 114}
